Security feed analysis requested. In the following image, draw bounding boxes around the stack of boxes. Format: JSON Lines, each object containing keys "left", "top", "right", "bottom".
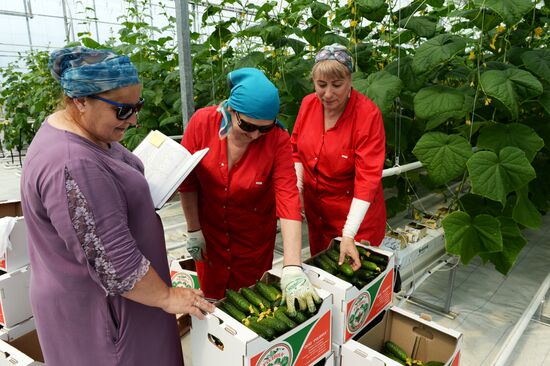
{"left": 0, "top": 200, "right": 43, "bottom": 365}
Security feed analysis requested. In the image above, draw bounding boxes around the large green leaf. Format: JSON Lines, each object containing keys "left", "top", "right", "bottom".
{"left": 443, "top": 212, "right": 502, "bottom": 265}
{"left": 480, "top": 217, "right": 527, "bottom": 275}
{"left": 521, "top": 49, "right": 550, "bottom": 83}
{"left": 412, "top": 132, "right": 472, "bottom": 185}
{"left": 353, "top": 71, "right": 402, "bottom": 115}
{"left": 412, "top": 34, "right": 466, "bottom": 74}
{"left": 413, "top": 86, "right": 473, "bottom": 129}
{"left": 540, "top": 87, "right": 550, "bottom": 116}
{"left": 466, "top": 147, "right": 536, "bottom": 205}
{"left": 356, "top": 0, "right": 385, "bottom": 12}
{"left": 459, "top": 193, "right": 504, "bottom": 217}
{"left": 311, "top": 1, "right": 331, "bottom": 20}
{"left": 450, "top": 9, "right": 502, "bottom": 32}
{"left": 399, "top": 16, "right": 437, "bottom": 38}
{"left": 477, "top": 123, "right": 544, "bottom": 162}
{"left": 480, "top": 69, "right": 543, "bottom": 120}
{"left": 473, "top": 0, "right": 534, "bottom": 25}
{"left": 513, "top": 185, "right": 542, "bottom": 229}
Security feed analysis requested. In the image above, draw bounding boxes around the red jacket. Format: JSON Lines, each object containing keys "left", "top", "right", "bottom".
{"left": 179, "top": 106, "right": 301, "bottom": 299}
{"left": 291, "top": 89, "right": 386, "bottom": 254}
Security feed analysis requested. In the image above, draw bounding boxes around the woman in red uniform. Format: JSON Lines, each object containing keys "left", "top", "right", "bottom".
{"left": 179, "top": 68, "right": 319, "bottom": 314}
{"left": 291, "top": 44, "right": 386, "bottom": 270}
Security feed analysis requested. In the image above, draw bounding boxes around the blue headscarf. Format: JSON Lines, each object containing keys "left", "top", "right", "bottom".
{"left": 218, "top": 68, "right": 280, "bottom": 139}
{"left": 49, "top": 46, "right": 139, "bottom": 98}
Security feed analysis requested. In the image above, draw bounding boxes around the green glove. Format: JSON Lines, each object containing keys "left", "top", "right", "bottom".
{"left": 280, "top": 265, "right": 321, "bottom": 316}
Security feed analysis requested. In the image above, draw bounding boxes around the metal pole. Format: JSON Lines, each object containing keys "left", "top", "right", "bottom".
{"left": 22, "top": 0, "right": 33, "bottom": 51}
{"left": 174, "top": 0, "right": 195, "bottom": 131}
{"left": 92, "top": 0, "right": 100, "bottom": 42}
{"left": 61, "top": 0, "right": 71, "bottom": 43}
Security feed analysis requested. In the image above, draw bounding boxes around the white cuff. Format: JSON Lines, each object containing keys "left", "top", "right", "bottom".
{"left": 342, "top": 198, "right": 371, "bottom": 239}
{"left": 294, "top": 162, "right": 304, "bottom": 193}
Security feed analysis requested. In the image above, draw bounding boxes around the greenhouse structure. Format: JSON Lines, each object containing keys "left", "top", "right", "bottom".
{"left": 0, "top": 0, "right": 549, "bottom": 365}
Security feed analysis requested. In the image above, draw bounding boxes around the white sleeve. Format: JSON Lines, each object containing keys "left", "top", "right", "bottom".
{"left": 342, "top": 198, "right": 371, "bottom": 239}
{"left": 294, "top": 162, "right": 304, "bottom": 193}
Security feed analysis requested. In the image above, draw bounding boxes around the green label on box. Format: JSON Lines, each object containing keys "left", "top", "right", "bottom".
{"left": 170, "top": 271, "right": 199, "bottom": 289}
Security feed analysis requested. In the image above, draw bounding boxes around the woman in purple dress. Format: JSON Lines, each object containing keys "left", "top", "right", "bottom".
{"left": 20, "top": 47, "right": 214, "bottom": 365}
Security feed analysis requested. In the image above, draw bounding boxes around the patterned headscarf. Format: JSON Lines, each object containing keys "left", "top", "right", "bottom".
{"left": 218, "top": 68, "right": 280, "bottom": 139}
{"left": 49, "top": 46, "right": 139, "bottom": 98}
{"left": 314, "top": 43, "right": 353, "bottom": 72}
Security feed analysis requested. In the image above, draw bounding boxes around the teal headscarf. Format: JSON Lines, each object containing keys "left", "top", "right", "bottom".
{"left": 218, "top": 68, "right": 280, "bottom": 139}
{"left": 49, "top": 46, "right": 139, "bottom": 98}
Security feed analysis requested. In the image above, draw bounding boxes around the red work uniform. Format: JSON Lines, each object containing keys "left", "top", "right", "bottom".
{"left": 179, "top": 106, "right": 302, "bottom": 299}
{"left": 291, "top": 89, "right": 386, "bottom": 255}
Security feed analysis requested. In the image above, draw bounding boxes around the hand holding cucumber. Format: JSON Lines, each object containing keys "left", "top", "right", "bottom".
{"left": 339, "top": 236, "right": 361, "bottom": 271}
{"left": 280, "top": 265, "right": 321, "bottom": 316}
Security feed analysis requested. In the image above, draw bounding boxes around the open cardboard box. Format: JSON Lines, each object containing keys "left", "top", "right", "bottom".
{"left": 0, "top": 329, "right": 44, "bottom": 366}
{"left": 0, "top": 201, "right": 22, "bottom": 219}
{"left": 0, "top": 217, "right": 30, "bottom": 272}
{"left": 341, "top": 306, "right": 462, "bottom": 366}
{"left": 0, "top": 265, "right": 32, "bottom": 328}
{"left": 303, "top": 238, "right": 395, "bottom": 346}
{"left": 170, "top": 258, "right": 200, "bottom": 337}
{"left": 191, "top": 270, "right": 333, "bottom": 366}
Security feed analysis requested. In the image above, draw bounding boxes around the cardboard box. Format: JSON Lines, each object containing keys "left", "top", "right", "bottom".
{"left": 0, "top": 200, "right": 23, "bottom": 218}
{"left": 0, "top": 217, "right": 30, "bottom": 272}
{"left": 341, "top": 306, "right": 462, "bottom": 366}
{"left": 0, "top": 329, "right": 44, "bottom": 366}
{"left": 0, "top": 317, "right": 35, "bottom": 342}
{"left": 191, "top": 271, "right": 333, "bottom": 366}
{"left": 0, "top": 266, "right": 33, "bottom": 327}
{"left": 170, "top": 258, "right": 199, "bottom": 336}
{"left": 303, "top": 239, "right": 395, "bottom": 346}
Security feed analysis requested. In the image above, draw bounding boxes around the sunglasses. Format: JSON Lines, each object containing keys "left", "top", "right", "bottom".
{"left": 314, "top": 48, "right": 353, "bottom": 72}
{"left": 235, "top": 111, "right": 276, "bottom": 133}
{"left": 89, "top": 95, "right": 145, "bottom": 120}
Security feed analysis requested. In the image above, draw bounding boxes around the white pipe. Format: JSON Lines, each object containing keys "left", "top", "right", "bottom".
{"left": 492, "top": 272, "right": 550, "bottom": 366}
{"left": 382, "top": 161, "right": 423, "bottom": 178}
{"left": 397, "top": 258, "right": 449, "bottom": 307}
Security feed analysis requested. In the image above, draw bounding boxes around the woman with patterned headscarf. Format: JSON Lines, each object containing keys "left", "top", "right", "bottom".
{"left": 291, "top": 44, "right": 387, "bottom": 270}
{"left": 20, "top": 46, "right": 213, "bottom": 366}
{"left": 178, "top": 68, "right": 320, "bottom": 316}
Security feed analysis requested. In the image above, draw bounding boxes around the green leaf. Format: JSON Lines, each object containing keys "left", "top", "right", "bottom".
{"left": 513, "top": 185, "right": 542, "bottom": 229}
{"left": 480, "top": 69, "right": 543, "bottom": 120}
{"left": 480, "top": 217, "right": 527, "bottom": 275}
{"left": 540, "top": 86, "right": 550, "bottom": 116}
{"left": 521, "top": 49, "right": 550, "bottom": 83}
{"left": 235, "top": 52, "right": 265, "bottom": 68}
{"left": 412, "top": 34, "right": 466, "bottom": 74}
{"left": 443, "top": 212, "right": 502, "bottom": 264}
{"left": 473, "top": 0, "right": 534, "bottom": 25}
{"left": 459, "top": 193, "right": 504, "bottom": 217}
{"left": 356, "top": 0, "right": 385, "bottom": 12}
{"left": 311, "top": 1, "right": 331, "bottom": 20}
{"left": 159, "top": 115, "right": 182, "bottom": 127}
{"left": 412, "top": 132, "right": 473, "bottom": 185}
{"left": 466, "top": 147, "right": 536, "bottom": 205}
{"left": 477, "top": 123, "right": 544, "bottom": 162}
{"left": 426, "top": 0, "right": 444, "bottom": 7}
{"left": 398, "top": 16, "right": 437, "bottom": 38}
{"left": 80, "top": 37, "right": 101, "bottom": 49}
{"left": 413, "top": 85, "right": 473, "bottom": 129}
{"left": 353, "top": 71, "right": 402, "bottom": 115}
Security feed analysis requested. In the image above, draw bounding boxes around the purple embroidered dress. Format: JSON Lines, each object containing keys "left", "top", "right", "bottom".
{"left": 20, "top": 121, "right": 183, "bottom": 365}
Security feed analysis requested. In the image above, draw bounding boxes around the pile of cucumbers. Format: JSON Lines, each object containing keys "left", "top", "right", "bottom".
{"left": 218, "top": 281, "right": 320, "bottom": 341}
{"left": 383, "top": 341, "right": 444, "bottom": 366}
{"left": 308, "top": 241, "right": 388, "bottom": 289}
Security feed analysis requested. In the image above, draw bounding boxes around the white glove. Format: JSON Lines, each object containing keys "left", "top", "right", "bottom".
{"left": 186, "top": 230, "right": 206, "bottom": 262}
{"left": 280, "top": 265, "right": 321, "bottom": 316}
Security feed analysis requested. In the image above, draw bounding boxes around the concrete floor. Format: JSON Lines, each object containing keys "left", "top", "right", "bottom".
{"left": 2, "top": 153, "right": 550, "bottom": 366}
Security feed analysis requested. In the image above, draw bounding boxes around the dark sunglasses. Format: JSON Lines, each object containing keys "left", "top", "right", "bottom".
{"left": 89, "top": 95, "right": 145, "bottom": 120}
{"left": 235, "top": 111, "right": 276, "bottom": 133}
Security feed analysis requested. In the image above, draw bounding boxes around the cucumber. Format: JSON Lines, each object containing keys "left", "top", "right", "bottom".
{"left": 361, "top": 260, "right": 381, "bottom": 272}
{"left": 315, "top": 256, "right": 337, "bottom": 275}
{"left": 274, "top": 308, "right": 297, "bottom": 329}
{"left": 357, "top": 246, "right": 369, "bottom": 258}
{"left": 382, "top": 348, "right": 407, "bottom": 365}
{"left": 320, "top": 254, "right": 339, "bottom": 270}
{"left": 226, "top": 289, "right": 259, "bottom": 315}
{"left": 336, "top": 273, "right": 351, "bottom": 282}
{"left": 356, "top": 269, "right": 378, "bottom": 282}
{"left": 368, "top": 252, "right": 388, "bottom": 265}
{"left": 258, "top": 316, "right": 289, "bottom": 335}
{"left": 339, "top": 262, "right": 354, "bottom": 277}
{"left": 294, "top": 311, "right": 308, "bottom": 324}
{"left": 385, "top": 341, "right": 409, "bottom": 362}
{"left": 240, "top": 287, "right": 269, "bottom": 310}
{"left": 326, "top": 248, "right": 340, "bottom": 263}
{"left": 220, "top": 301, "right": 247, "bottom": 322}
{"left": 255, "top": 281, "right": 281, "bottom": 303}
{"left": 246, "top": 320, "right": 276, "bottom": 340}
{"left": 350, "top": 276, "right": 367, "bottom": 289}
